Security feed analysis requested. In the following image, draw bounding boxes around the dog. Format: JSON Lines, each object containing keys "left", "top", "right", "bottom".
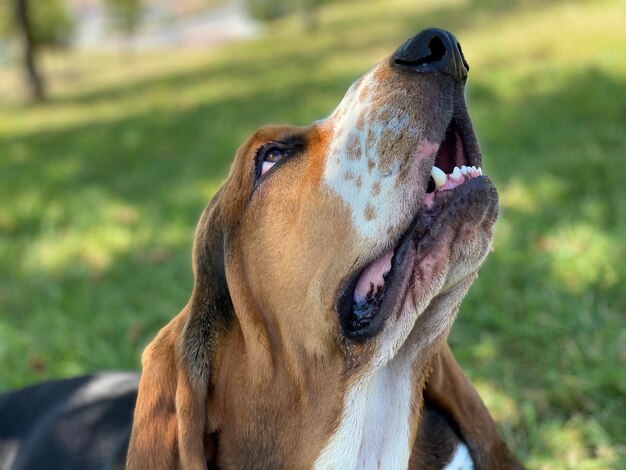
{"left": 0, "top": 29, "right": 522, "bottom": 469}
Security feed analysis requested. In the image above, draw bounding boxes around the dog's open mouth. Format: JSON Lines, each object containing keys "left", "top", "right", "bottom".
{"left": 338, "top": 116, "right": 493, "bottom": 341}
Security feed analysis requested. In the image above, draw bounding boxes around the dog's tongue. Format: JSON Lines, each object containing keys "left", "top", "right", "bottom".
{"left": 354, "top": 248, "right": 394, "bottom": 301}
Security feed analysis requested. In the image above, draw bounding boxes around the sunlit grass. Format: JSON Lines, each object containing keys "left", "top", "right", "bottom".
{"left": 0, "top": 0, "right": 625, "bottom": 467}
{"left": 541, "top": 223, "right": 618, "bottom": 292}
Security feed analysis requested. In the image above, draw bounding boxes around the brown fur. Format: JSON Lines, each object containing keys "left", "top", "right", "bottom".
{"left": 127, "top": 47, "right": 522, "bottom": 469}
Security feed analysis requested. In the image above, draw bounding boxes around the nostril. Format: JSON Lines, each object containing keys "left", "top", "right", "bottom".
{"left": 425, "top": 36, "right": 446, "bottom": 64}
{"left": 394, "top": 36, "right": 446, "bottom": 68}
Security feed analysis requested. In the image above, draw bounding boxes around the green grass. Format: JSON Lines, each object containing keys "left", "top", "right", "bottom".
{"left": 1, "top": 0, "right": 625, "bottom": 467}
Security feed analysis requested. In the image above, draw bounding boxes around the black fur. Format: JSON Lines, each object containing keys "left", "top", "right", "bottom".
{"left": 0, "top": 373, "right": 137, "bottom": 470}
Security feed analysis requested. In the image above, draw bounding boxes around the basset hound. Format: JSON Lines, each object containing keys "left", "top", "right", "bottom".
{"left": 127, "top": 27, "right": 521, "bottom": 470}
{"left": 0, "top": 29, "right": 522, "bottom": 469}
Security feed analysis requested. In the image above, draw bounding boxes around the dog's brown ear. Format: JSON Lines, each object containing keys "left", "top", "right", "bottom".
{"left": 425, "top": 344, "right": 524, "bottom": 470}
{"left": 127, "top": 197, "right": 232, "bottom": 470}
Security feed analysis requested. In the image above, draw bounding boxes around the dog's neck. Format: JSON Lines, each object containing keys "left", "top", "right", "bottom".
{"left": 210, "top": 329, "right": 427, "bottom": 469}
{"left": 210, "top": 282, "right": 471, "bottom": 468}
{"left": 314, "top": 355, "right": 423, "bottom": 469}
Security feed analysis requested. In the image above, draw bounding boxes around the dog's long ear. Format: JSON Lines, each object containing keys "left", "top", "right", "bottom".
{"left": 425, "top": 344, "right": 524, "bottom": 470}
{"left": 127, "top": 193, "right": 232, "bottom": 470}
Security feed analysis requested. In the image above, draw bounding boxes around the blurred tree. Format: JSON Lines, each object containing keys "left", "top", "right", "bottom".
{"left": 13, "top": 0, "right": 43, "bottom": 101}
{"left": 105, "top": 0, "right": 143, "bottom": 39}
{"left": 0, "top": 0, "right": 74, "bottom": 101}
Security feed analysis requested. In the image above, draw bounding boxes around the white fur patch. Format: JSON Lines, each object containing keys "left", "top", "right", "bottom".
{"left": 70, "top": 372, "right": 139, "bottom": 406}
{"left": 443, "top": 443, "right": 474, "bottom": 470}
{"left": 0, "top": 438, "right": 18, "bottom": 469}
{"left": 313, "top": 362, "right": 413, "bottom": 470}
{"left": 322, "top": 73, "right": 420, "bottom": 242}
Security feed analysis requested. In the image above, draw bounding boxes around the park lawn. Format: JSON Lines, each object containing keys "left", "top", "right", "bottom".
{"left": 0, "top": 0, "right": 624, "bottom": 467}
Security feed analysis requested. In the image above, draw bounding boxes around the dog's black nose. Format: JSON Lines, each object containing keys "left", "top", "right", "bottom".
{"left": 392, "top": 28, "right": 469, "bottom": 81}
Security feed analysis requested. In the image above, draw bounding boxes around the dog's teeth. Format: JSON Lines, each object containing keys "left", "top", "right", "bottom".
{"left": 452, "top": 167, "right": 462, "bottom": 179}
{"left": 477, "top": 167, "right": 483, "bottom": 175}
{"left": 461, "top": 165, "right": 468, "bottom": 176}
{"left": 431, "top": 166, "right": 447, "bottom": 188}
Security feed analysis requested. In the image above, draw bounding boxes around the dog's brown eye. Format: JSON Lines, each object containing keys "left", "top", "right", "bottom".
{"left": 261, "top": 147, "right": 288, "bottom": 175}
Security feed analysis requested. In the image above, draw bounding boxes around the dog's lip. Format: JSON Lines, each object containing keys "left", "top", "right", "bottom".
{"left": 337, "top": 105, "right": 484, "bottom": 341}
{"left": 446, "top": 106, "right": 481, "bottom": 169}
{"left": 338, "top": 174, "right": 495, "bottom": 342}
{"left": 337, "top": 223, "right": 417, "bottom": 341}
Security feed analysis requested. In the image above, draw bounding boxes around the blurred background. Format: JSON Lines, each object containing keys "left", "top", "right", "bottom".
{"left": 0, "top": 0, "right": 624, "bottom": 467}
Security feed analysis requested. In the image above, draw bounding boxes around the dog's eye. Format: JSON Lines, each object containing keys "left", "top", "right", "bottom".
{"left": 260, "top": 147, "right": 289, "bottom": 175}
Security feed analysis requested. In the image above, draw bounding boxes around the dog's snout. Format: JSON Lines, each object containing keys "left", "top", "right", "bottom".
{"left": 392, "top": 28, "right": 469, "bottom": 81}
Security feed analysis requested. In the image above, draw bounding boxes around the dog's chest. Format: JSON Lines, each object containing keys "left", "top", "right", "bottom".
{"left": 313, "top": 363, "right": 414, "bottom": 470}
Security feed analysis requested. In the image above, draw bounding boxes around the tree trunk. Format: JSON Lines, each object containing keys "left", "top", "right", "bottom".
{"left": 14, "top": 0, "right": 45, "bottom": 101}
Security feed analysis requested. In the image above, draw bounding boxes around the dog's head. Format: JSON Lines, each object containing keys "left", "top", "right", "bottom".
{"left": 128, "top": 29, "right": 499, "bottom": 469}
{"left": 211, "top": 28, "right": 496, "bottom": 367}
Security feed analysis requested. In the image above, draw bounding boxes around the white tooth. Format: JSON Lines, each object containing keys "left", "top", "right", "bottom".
{"left": 478, "top": 167, "right": 483, "bottom": 175}
{"left": 452, "top": 167, "right": 462, "bottom": 179}
{"left": 431, "top": 166, "right": 447, "bottom": 188}
{"left": 461, "top": 165, "right": 468, "bottom": 175}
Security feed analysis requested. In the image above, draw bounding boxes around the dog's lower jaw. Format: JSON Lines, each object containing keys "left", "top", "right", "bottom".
{"left": 315, "top": 280, "right": 475, "bottom": 470}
